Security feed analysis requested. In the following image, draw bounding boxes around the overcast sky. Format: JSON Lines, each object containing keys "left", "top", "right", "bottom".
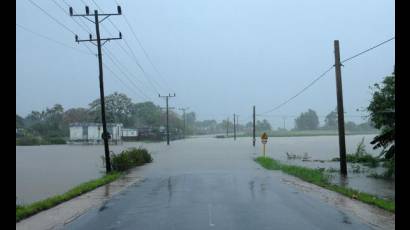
{"left": 16, "top": 0, "right": 394, "bottom": 129}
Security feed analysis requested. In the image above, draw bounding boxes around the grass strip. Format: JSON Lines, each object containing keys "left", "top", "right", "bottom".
{"left": 16, "top": 171, "right": 122, "bottom": 222}
{"left": 255, "top": 156, "right": 395, "bottom": 212}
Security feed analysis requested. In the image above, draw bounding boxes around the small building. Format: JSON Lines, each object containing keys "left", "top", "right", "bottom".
{"left": 69, "top": 123, "right": 123, "bottom": 144}
{"left": 121, "top": 128, "right": 138, "bottom": 141}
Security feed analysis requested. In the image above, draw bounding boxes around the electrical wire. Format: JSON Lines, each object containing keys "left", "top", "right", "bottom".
{"left": 260, "top": 66, "right": 334, "bottom": 115}
{"left": 341, "top": 37, "right": 395, "bottom": 64}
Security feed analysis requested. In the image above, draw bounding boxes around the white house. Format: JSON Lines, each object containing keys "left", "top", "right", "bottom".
{"left": 69, "top": 123, "right": 123, "bottom": 144}
{"left": 121, "top": 128, "right": 138, "bottom": 141}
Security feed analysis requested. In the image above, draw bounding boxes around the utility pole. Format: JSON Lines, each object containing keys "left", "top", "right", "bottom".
{"left": 334, "top": 40, "right": 347, "bottom": 176}
{"left": 70, "top": 5, "right": 122, "bottom": 173}
{"left": 233, "top": 114, "right": 236, "bottom": 140}
{"left": 159, "top": 93, "right": 176, "bottom": 145}
{"left": 253, "top": 106, "right": 256, "bottom": 147}
{"left": 178, "top": 107, "right": 189, "bottom": 139}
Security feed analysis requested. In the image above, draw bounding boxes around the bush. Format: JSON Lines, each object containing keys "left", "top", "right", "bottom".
{"left": 109, "top": 148, "right": 152, "bottom": 172}
{"left": 16, "top": 136, "right": 42, "bottom": 146}
{"left": 45, "top": 137, "right": 66, "bottom": 144}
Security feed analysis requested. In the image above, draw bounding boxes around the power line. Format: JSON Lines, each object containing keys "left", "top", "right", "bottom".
{"left": 25, "top": 0, "right": 95, "bottom": 56}
{"left": 16, "top": 23, "right": 92, "bottom": 56}
{"left": 260, "top": 66, "right": 334, "bottom": 115}
{"left": 87, "top": 0, "right": 162, "bottom": 95}
{"left": 103, "top": 48, "right": 154, "bottom": 101}
{"left": 103, "top": 47, "right": 160, "bottom": 99}
{"left": 90, "top": 0, "right": 168, "bottom": 94}
{"left": 103, "top": 63, "right": 150, "bottom": 101}
{"left": 259, "top": 37, "right": 394, "bottom": 116}
{"left": 115, "top": 0, "right": 173, "bottom": 92}
{"left": 27, "top": 0, "right": 76, "bottom": 35}
{"left": 341, "top": 37, "right": 395, "bottom": 64}
{"left": 65, "top": 0, "right": 159, "bottom": 99}
{"left": 122, "top": 36, "right": 163, "bottom": 94}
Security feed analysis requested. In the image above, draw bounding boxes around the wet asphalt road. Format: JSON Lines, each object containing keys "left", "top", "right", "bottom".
{"left": 65, "top": 137, "right": 374, "bottom": 230}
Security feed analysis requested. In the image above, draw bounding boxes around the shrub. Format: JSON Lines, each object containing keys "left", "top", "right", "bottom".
{"left": 111, "top": 152, "right": 134, "bottom": 171}
{"left": 109, "top": 148, "right": 153, "bottom": 172}
{"left": 46, "top": 137, "right": 66, "bottom": 144}
{"left": 16, "top": 136, "right": 42, "bottom": 146}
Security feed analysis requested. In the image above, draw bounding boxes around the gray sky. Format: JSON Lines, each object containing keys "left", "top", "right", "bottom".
{"left": 16, "top": 0, "right": 395, "bottom": 129}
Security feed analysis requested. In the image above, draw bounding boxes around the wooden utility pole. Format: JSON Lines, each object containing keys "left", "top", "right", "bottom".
{"left": 253, "top": 106, "right": 256, "bottom": 147}
{"left": 70, "top": 6, "right": 122, "bottom": 173}
{"left": 159, "top": 93, "right": 176, "bottom": 145}
{"left": 233, "top": 114, "right": 236, "bottom": 140}
{"left": 334, "top": 40, "right": 347, "bottom": 176}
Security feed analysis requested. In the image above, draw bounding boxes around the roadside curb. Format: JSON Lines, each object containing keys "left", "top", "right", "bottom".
{"left": 277, "top": 172, "right": 395, "bottom": 230}
{"left": 16, "top": 168, "right": 143, "bottom": 230}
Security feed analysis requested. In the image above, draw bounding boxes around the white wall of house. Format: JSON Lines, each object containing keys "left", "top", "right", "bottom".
{"left": 122, "top": 129, "right": 138, "bottom": 137}
{"left": 69, "top": 123, "right": 122, "bottom": 141}
{"left": 69, "top": 126, "right": 83, "bottom": 140}
{"left": 88, "top": 125, "right": 103, "bottom": 140}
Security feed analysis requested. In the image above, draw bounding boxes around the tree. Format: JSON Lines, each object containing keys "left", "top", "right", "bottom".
{"left": 25, "top": 104, "right": 67, "bottom": 137}
{"left": 63, "top": 108, "right": 90, "bottom": 124}
{"left": 88, "top": 92, "right": 133, "bottom": 126}
{"left": 132, "top": 101, "right": 162, "bottom": 128}
{"left": 16, "top": 114, "right": 25, "bottom": 128}
{"left": 367, "top": 73, "right": 395, "bottom": 159}
{"left": 294, "top": 109, "right": 319, "bottom": 130}
{"left": 345, "top": 121, "right": 357, "bottom": 131}
{"left": 323, "top": 109, "right": 337, "bottom": 129}
{"left": 256, "top": 119, "right": 272, "bottom": 132}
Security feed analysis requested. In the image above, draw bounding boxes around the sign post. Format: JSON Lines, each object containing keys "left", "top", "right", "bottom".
{"left": 261, "top": 132, "right": 268, "bottom": 158}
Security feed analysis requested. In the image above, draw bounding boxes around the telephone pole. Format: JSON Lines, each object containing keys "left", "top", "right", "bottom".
{"left": 70, "top": 5, "right": 122, "bottom": 173}
{"left": 253, "top": 106, "right": 256, "bottom": 147}
{"left": 159, "top": 93, "right": 176, "bottom": 145}
{"left": 334, "top": 40, "right": 347, "bottom": 176}
{"left": 178, "top": 107, "right": 189, "bottom": 139}
{"left": 233, "top": 114, "right": 236, "bottom": 140}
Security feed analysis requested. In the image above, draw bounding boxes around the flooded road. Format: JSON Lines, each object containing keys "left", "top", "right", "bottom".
{"left": 64, "top": 135, "right": 392, "bottom": 230}
{"left": 16, "top": 134, "right": 393, "bottom": 204}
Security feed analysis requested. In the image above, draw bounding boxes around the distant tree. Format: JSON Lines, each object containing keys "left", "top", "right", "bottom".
{"left": 356, "top": 120, "right": 376, "bottom": 131}
{"left": 25, "top": 111, "right": 45, "bottom": 126}
{"left": 16, "top": 114, "right": 25, "bottom": 128}
{"left": 132, "top": 101, "right": 162, "bottom": 128}
{"left": 323, "top": 109, "right": 337, "bottom": 130}
{"left": 345, "top": 121, "right": 357, "bottom": 131}
{"left": 367, "top": 73, "right": 395, "bottom": 160}
{"left": 185, "top": 112, "right": 196, "bottom": 134}
{"left": 294, "top": 109, "right": 319, "bottom": 130}
{"left": 63, "top": 108, "right": 90, "bottom": 124}
{"left": 89, "top": 92, "right": 133, "bottom": 126}
{"left": 256, "top": 119, "right": 272, "bottom": 132}
{"left": 26, "top": 104, "right": 67, "bottom": 137}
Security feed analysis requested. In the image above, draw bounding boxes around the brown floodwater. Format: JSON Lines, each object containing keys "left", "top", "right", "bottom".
{"left": 16, "top": 134, "right": 394, "bottom": 204}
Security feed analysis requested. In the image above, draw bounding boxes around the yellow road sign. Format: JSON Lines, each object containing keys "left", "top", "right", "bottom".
{"left": 261, "top": 132, "right": 268, "bottom": 140}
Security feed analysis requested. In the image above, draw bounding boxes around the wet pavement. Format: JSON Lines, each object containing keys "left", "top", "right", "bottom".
{"left": 63, "top": 137, "right": 393, "bottom": 230}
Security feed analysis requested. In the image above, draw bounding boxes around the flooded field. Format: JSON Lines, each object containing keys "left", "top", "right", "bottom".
{"left": 16, "top": 134, "right": 394, "bottom": 204}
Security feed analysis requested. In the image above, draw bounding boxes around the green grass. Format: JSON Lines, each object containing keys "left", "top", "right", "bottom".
{"left": 16, "top": 172, "right": 122, "bottom": 222}
{"left": 238, "top": 130, "right": 378, "bottom": 138}
{"left": 255, "top": 156, "right": 395, "bottom": 212}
